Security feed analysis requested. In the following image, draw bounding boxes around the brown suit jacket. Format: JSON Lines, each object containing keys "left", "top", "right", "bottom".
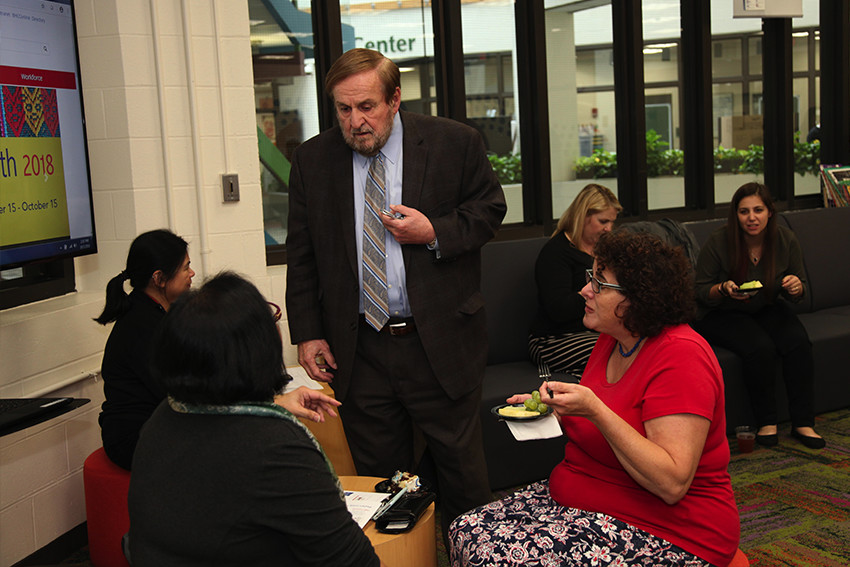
{"left": 285, "top": 111, "right": 506, "bottom": 400}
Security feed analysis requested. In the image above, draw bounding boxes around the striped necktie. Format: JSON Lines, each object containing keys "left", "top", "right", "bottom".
{"left": 362, "top": 154, "right": 390, "bottom": 331}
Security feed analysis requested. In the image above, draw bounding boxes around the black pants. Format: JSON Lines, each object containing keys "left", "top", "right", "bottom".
{"left": 693, "top": 302, "right": 815, "bottom": 428}
{"left": 339, "top": 319, "right": 492, "bottom": 543}
{"left": 100, "top": 415, "right": 143, "bottom": 470}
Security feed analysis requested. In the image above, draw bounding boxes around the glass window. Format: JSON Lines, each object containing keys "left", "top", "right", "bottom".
{"left": 548, "top": 3, "right": 618, "bottom": 222}
{"left": 250, "top": 0, "right": 320, "bottom": 256}
{"left": 576, "top": 48, "right": 615, "bottom": 89}
{"left": 501, "top": 55, "right": 514, "bottom": 94}
{"left": 747, "top": 35, "right": 762, "bottom": 76}
{"left": 712, "top": 78, "right": 765, "bottom": 204}
{"left": 644, "top": 1, "right": 683, "bottom": 211}
{"left": 749, "top": 80, "right": 763, "bottom": 115}
{"left": 792, "top": 22, "right": 820, "bottom": 198}
{"left": 813, "top": 29, "right": 820, "bottom": 71}
{"left": 713, "top": 82, "right": 754, "bottom": 203}
{"left": 342, "top": 3, "right": 435, "bottom": 114}
{"left": 398, "top": 60, "right": 435, "bottom": 116}
{"left": 462, "top": 2, "right": 522, "bottom": 224}
{"left": 793, "top": 76, "right": 819, "bottom": 197}
{"left": 712, "top": 38, "right": 742, "bottom": 78}
{"left": 465, "top": 55, "right": 501, "bottom": 96}
{"left": 792, "top": 30, "right": 810, "bottom": 73}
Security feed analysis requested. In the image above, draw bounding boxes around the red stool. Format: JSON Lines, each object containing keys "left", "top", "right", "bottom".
{"left": 83, "top": 448, "right": 131, "bottom": 567}
{"left": 728, "top": 548, "right": 749, "bottom": 567}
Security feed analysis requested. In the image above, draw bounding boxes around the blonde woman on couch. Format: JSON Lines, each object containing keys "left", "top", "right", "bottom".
{"left": 693, "top": 182, "right": 824, "bottom": 449}
{"left": 528, "top": 184, "right": 622, "bottom": 376}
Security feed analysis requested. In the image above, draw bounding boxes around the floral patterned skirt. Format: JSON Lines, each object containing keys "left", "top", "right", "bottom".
{"left": 449, "top": 481, "right": 712, "bottom": 567}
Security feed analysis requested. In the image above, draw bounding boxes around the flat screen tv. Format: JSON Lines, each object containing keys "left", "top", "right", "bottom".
{"left": 0, "top": 0, "right": 96, "bottom": 270}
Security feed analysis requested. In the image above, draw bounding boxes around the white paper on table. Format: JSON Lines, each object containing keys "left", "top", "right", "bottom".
{"left": 344, "top": 490, "right": 389, "bottom": 528}
{"left": 284, "top": 365, "right": 323, "bottom": 393}
{"left": 505, "top": 413, "right": 564, "bottom": 441}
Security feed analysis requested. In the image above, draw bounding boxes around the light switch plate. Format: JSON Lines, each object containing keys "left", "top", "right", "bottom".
{"left": 222, "top": 173, "right": 239, "bottom": 202}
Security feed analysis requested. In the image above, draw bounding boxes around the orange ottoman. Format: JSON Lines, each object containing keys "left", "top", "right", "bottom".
{"left": 728, "top": 548, "right": 749, "bottom": 566}
{"left": 83, "top": 448, "right": 131, "bottom": 567}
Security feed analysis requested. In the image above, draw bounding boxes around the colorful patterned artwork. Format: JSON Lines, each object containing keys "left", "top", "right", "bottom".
{"left": 1, "top": 86, "right": 61, "bottom": 138}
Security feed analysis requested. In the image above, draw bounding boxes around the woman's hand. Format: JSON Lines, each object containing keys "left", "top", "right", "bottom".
{"left": 538, "top": 381, "right": 602, "bottom": 417}
{"left": 505, "top": 392, "right": 533, "bottom": 405}
{"left": 274, "top": 386, "right": 341, "bottom": 423}
{"left": 781, "top": 274, "right": 804, "bottom": 298}
{"left": 719, "top": 280, "right": 751, "bottom": 301}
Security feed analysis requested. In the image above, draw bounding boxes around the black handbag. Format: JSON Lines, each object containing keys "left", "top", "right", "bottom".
{"left": 374, "top": 490, "right": 436, "bottom": 534}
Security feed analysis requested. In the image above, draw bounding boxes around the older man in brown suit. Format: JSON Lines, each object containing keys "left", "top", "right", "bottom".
{"left": 286, "top": 48, "right": 506, "bottom": 536}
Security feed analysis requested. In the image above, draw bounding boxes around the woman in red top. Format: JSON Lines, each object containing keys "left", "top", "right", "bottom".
{"left": 450, "top": 231, "right": 739, "bottom": 567}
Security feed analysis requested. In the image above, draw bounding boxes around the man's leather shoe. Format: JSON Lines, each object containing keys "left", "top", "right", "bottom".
{"left": 755, "top": 433, "right": 778, "bottom": 447}
{"left": 791, "top": 429, "right": 825, "bottom": 449}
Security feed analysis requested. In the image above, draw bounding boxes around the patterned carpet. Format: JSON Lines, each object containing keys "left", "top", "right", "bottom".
{"left": 438, "top": 408, "right": 850, "bottom": 567}
{"left": 728, "top": 408, "right": 850, "bottom": 566}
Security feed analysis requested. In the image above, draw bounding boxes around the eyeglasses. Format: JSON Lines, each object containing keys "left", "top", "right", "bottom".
{"left": 585, "top": 269, "right": 624, "bottom": 294}
{"left": 268, "top": 301, "right": 282, "bottom": 323}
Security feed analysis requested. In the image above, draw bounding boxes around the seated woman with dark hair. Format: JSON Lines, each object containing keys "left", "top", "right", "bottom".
{"left": 128, "top": 272, "right": 382, "bottom": 567}
{"left": 95, "top": 229, "right": 195, "bottom": 470}
{"left": 451, "top": 231, "right": 739, "bottom": 567}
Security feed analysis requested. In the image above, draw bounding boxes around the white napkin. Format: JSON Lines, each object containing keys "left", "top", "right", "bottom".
{"left": 506, "top": 413, "right": 563, "bottom": 441}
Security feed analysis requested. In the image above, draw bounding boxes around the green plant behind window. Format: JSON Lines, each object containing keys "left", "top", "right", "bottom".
{"left": 488, "top": 153, "right": 523, "bottom": 184}
{"left": 572, "top": 132, "right": 820, "bottom": 179}
{"left": 794, "top": 133, "right": 821, "bottom": 176}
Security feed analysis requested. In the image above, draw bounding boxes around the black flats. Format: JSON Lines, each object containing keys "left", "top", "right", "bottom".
{"left": 792, "top": 429, "right": 826, "bottom": 449}
{"left": 755, "top": 433, "right": 779, "bottom": 447}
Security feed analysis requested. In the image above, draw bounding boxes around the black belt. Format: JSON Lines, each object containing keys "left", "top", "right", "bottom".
{"left": 361, "top": 315, "right": 417, "bottom": 336}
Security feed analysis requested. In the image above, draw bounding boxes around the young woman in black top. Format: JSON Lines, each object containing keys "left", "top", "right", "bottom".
{"left": 94, "top": 229, "right": 194, "bottom": 469}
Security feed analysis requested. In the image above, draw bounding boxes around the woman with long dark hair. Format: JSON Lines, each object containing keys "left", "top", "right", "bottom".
{"left": 94, "top": 229, "right": 195, "bottom": 469}
{"left": 693, "top": 182, "right": 823, "bottom": 449}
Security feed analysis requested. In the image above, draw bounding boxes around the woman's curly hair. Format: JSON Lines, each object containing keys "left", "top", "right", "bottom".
{"left": 594, "top": 230, "right": 695, "bottom": 338}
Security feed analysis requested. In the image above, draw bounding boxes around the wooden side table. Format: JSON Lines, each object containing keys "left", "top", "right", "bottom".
{"left": 297, "top": 382, "right": 357, "bottom": 475}
{"left": 340, "top": 476, "right": 437, "bottom": 567}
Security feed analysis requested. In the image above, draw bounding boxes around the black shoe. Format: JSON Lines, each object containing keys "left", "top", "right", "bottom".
{"left": 791, "top": 429, "right": 826, "bottom": 449}
{"left": 755, "top": 433, "right": 778, "bottom": 447}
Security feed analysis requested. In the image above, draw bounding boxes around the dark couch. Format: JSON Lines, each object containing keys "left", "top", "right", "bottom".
{"left": 479, "top": 207, "right": 850, "bottom": 492}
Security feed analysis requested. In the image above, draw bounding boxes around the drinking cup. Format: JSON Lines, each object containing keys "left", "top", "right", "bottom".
{"left": 735, "top": 426, "right": 756, "bottom": 453}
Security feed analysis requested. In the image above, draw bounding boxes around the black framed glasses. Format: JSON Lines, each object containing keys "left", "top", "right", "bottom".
{"left": 268, "top": 301, "right": 282, "bottom": 323}
{"left": 585, "top": 269, "right": 624, "bottom": 294}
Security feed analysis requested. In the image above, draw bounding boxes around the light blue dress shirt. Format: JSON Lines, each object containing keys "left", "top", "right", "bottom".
{"left": 353, "top": 112, "right": 411, "bottom": 318}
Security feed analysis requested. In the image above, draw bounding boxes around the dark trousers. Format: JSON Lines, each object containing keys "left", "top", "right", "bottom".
{"left": 339, "top": 319, "right": 492, "bottom": 542}
{"left": 693, "top": 303, "right": 815, "bottom": 428}
{"left": 100, "top": 415, "right": 142, "bottom": 470}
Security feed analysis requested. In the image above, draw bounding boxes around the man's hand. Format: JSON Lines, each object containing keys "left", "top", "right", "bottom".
{"left": 297, "top": 339, "right": 337, "bottom": 382}
{"left": 381, "top": 204, "right": 436, "bottom": 245}
{"left": 274, "top": 386, "right": 341, "bottom": 423}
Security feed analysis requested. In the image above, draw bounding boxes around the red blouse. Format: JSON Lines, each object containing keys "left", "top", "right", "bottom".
{"left": 549, "top": 325, "right": 739, "bottom": 566}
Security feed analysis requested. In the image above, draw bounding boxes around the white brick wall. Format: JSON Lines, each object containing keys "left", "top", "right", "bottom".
{"left": 0, "top": 1, "right": 294, "bottom": 564}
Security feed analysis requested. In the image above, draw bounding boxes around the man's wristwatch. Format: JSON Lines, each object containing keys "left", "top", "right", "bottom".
{"left": 427, "top": 237, "right": 437, "bottom": 248}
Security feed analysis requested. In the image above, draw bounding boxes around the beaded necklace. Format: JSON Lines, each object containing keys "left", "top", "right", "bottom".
{"left": 618, "top": 336, "right": 645, "bottom": 358}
